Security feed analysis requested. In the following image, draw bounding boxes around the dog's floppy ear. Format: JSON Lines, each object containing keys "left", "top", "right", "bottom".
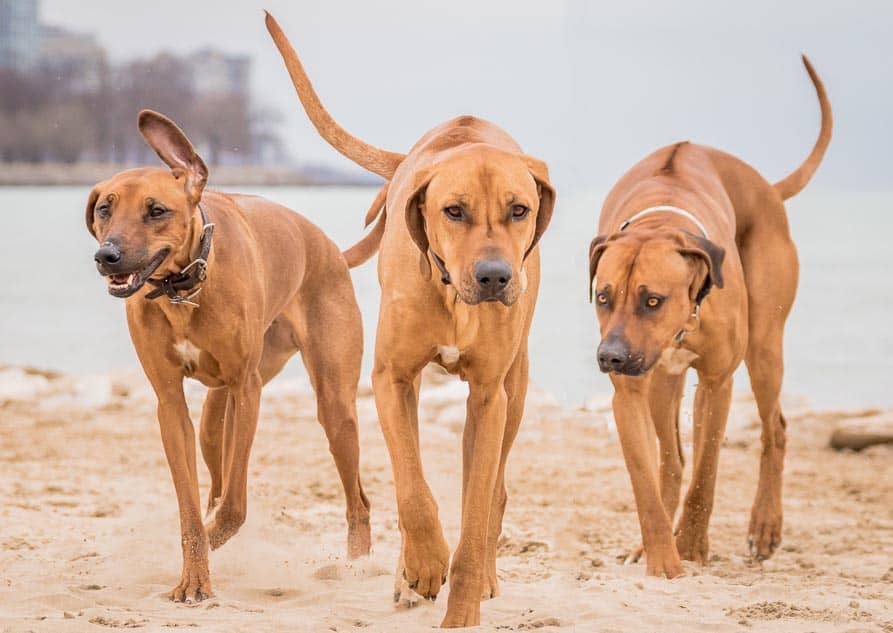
{"left": 523, "top": 155, "right": 555, "bottom": 260}
{"left": 678, "top": 232, "right": 725, "bottom": 304}
{"left": 404, "top": 167, "right": 434, "bottom": 280}
{"left": 588, "top": 234, "right": 609, "bottom": 302}
{"left": 138, "top": 109, "right": 208, "bottom": 205}
{"left": 84, "top": 186, "right": 100, "bottom": 238}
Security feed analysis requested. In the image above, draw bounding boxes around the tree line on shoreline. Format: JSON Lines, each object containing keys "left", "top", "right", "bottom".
{"left": 0, "top": 53, "right": 282, "bottom": 166}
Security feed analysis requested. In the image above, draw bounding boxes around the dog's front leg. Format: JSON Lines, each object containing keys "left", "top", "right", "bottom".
{"left": 611, "top": 376, "right": 684, "bottom": 579}
{"left": 206, "top": 371, "right": 262, "bottom": 550}
{"left": 373, "top": 365, "right": 450, "bottom": 603}
{"left": 155, "top": 386, "right": 213, "bottom": 602}
{"left": 442, "top": 379, "right": 507, "bottom": 628}
{"left": 674, "top": 373, "right": 733, "bottom": 564}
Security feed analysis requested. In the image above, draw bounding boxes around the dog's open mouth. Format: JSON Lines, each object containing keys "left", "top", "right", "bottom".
{"left": 104, "top": 248, "right": 170, "bottom": 298}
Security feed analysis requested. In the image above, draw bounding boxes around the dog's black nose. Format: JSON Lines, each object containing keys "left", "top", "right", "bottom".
{"left": 597, "top": 336, "right": 631, "bottom": 373}
{"left": 95, "top": 242, "right": 122, "bottom": 267}
{"left": 474, "top": 259, "right": 512, "bottom": 294}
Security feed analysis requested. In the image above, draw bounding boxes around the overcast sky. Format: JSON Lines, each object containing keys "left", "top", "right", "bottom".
{"left": 42, "top": 0, "right": 892, "bottom": 191}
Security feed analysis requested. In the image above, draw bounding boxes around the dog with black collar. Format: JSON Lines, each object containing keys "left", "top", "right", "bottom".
{"left": 86, "top": 110, "right": 371, "bottom": 602}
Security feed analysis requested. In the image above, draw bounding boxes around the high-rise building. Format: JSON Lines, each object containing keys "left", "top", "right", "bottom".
{"left": 38, "top": 24, "right": 106, "bottom": 92}
{"left": 0, "top": 0, "right": 40, "bottom": 72}
{"left": 187, "top": 48, "right": 250, "bottom": 98}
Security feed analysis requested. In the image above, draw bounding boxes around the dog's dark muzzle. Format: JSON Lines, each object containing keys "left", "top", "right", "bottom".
{"left": 469, "top": 258, "right": 514, "bottom": 304}
{"left": 597, "top": 335, "right": 647, "bottom": 376}
{"left": 94, "top": 243, "right": 170, "bottom": 298}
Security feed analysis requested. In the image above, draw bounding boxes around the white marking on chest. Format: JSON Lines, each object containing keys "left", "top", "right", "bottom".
{"left": 174, "top": 340, "right": 202, "bottom": 368}
{"left": 438, "top": 345, "right": 461, "bottom": 365}
{"left": 656, "top": 346, "right": 699, "bottom": 375}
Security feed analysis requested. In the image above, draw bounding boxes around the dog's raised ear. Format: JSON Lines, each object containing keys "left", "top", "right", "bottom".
{"left": 404, "top": 167, "right": 434, "bottom": 280}
{"left": 138, "top": 110, "right": 208, "bottom": 205}
{"left": 588, "top": 234, "right": 609, "bottom": 301}
{"left": 678, "top": 232, "right": 725, "bottom": 305}
{"left": 523, "top": 155, "right": 555, "bottom": 260}
{"left": 84, "top": 186, "right": 100, "bottom": 238}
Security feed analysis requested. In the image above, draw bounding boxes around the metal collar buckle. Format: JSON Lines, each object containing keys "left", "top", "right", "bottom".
{"left": 145, "top": 203, "right": 214, "bottom": 307}
{"left": 674, "top": 302, "right": 701, "bottom": 343}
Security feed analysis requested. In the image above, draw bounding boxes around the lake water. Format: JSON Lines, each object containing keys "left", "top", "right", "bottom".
{"left": 1, "top": 185, "right": 890, "bottom": 409}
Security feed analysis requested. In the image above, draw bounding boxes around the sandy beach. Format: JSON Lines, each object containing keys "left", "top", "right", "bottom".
{"left": 1, "top": 365, "right": 891, "bottom": 632}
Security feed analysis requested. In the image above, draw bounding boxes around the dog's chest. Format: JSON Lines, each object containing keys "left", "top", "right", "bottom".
{"left": 656, "top": 346, "right": 700, "bottom": 375}
{"left": 173, "top": 340, "right": 203, "bottom": 376}
{"left": 437, "top": 345, "right": 461, "bottom": 367}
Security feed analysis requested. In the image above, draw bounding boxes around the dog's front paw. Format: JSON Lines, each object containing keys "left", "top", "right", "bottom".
{"left": 675, "top": 528, "right": 709, "bottom": 565}
{"left": 204, "top": 504, "right": 246, "bottom": 550}
{"left": 401, "top": 530, "right": 449, "bottom": 602}
{"left": 169, "top": 559, "right": 213, "bottom": 604}
{"left": 481, "top": 565, "right": 500, "bottom": 601}
{"left": 441, "top": 602, "right": 481, "bottom": 628}
{"left": 748, "top": 500, "right": 783, "bottom": 561}
{"left": 645, "top": 544, "right": 685, "bottom": 578}
{"left": 442, "top": 579, "right": 481, "bottom": 628}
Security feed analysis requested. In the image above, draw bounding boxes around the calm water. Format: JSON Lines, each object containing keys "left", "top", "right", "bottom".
{"left": 1, "top": 185, "right": 890, "bottom": 408}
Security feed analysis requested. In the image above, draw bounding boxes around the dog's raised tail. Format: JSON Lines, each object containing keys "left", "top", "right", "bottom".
{"left": 773, "top": 55, "right": 832, "bottom": 201}
{"left": 265, "top": 12, "right": 405, "bottom": 179}
{"left": 343, "top": 183, "right": 388, "bottom": 268}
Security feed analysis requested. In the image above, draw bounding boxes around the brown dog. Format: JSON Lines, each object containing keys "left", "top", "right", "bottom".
{"left": 266, "top": 13, "right": 554, "bottom": 628}
{"left": 588, "top": 56, "right": 831, "bottom": 577}
{"left": 85, "top": 110, "right": 371, "bottom": 602}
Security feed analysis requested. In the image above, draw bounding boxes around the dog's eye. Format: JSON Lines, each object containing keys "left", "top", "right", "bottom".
{"left": 645, "top": 296, "right": 663, "bottom": 309}
{"left": 148, "top": 205, "right": 167, "bottom": 219}
{"left": 511, "top": 204, "right": 530, "bottom": 220}
{"left": 443, "top": 205, "right": 463, "bottom": 221}
{"left": 95, "top": 205, "right": 110, "bottom": 220}
{"left": 596, "top": 292, "right": 609, "bottom": 306}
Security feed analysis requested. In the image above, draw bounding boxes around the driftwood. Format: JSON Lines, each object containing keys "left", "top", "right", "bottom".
{"left": 830, "top": 420, "right": 893, "bottom": 451}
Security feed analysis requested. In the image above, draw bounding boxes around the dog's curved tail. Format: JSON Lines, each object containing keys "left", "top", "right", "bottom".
{"left": 773, "top": 55, "right": 832, "bottom": 201}
{"left": 343, "top": 183, "right": 388, "bottom": 268}
{"left": 265, "top": 12, "right": 405, "bottom": 179}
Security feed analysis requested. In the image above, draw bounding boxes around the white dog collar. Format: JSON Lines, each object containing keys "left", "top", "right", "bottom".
{"left": 620, "top": 205, "right": 709, "bottom": 239}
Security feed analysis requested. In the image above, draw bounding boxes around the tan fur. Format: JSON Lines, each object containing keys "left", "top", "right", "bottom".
{"left": 266, "top": 14, "right": 555, "bottom": 627}
{"left": 86, "top": 110, "right": 371, "bottom": 603}
{"left": 588, "top": 56, "right": 831, "bottom": 577}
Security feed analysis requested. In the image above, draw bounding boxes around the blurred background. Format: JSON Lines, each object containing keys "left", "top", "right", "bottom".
{"left": 1, "top": 0, "right": 891, "bottom": 407}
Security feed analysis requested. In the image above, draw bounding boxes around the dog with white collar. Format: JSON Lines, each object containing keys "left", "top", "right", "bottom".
{"left": 588, "top": 56, "right": 831, "bottom": 576}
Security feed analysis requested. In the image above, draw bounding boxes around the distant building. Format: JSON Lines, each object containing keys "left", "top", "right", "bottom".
{"left": 187, "top": 48, "right": 250, "bottom": 97}
{"left": 38, "top": 24, "right": 106, "bottom": 92}
{"left": 0, "top": 0, "right": 40, "bottom": 72}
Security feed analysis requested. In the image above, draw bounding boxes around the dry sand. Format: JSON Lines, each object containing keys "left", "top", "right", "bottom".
{"left": 1, "top": 365, "right": 891, "bottom": 632}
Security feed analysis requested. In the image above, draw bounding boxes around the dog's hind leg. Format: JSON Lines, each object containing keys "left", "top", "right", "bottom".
{"left": 740, "top": 218, "right": 798, "bottom": 561}
{"left": 199, "top": 387, "right": 228, "bottom": 518}
{"left": 296, "top": 297, "right": 371, "bottom": 559}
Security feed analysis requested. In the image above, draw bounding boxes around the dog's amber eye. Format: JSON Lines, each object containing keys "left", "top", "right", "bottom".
{"left": 443, "top": 205, "right": 463, "bottom": 220}
{"left": 95, "top": 204, "right": 110, "bottom": 220}
{"left": 596, "top": 292, "right": 609, "bottom": 305}
{"left": 645, "top": 296, "right": 662, "bottom": 309}
{"left": 148, "top": 205, "right": 167, "bottom": 219}
{"left": 511, "top": 204, "right": 530, "bottom": 220}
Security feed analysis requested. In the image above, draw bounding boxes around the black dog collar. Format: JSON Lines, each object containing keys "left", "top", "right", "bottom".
{"left": 146, "top": 204, "right": 214, "bottom": 307}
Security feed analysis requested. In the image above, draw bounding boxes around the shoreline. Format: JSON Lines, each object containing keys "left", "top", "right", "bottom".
{"left": 0, "top": 162, "right": 383, "bottom": 187}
